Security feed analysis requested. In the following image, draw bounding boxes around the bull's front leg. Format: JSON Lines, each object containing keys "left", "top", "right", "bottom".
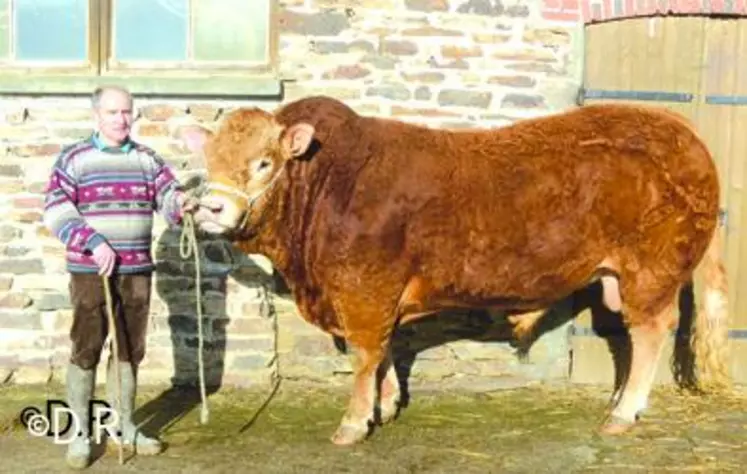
{"left": 331, "top": 341, "right": 387, "bottom": 445}
{"left": 327, "top": 270, "right": 405, "bottom": 445}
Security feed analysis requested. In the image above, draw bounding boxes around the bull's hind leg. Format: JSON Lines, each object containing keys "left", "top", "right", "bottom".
{"left": 601, "top": 297, "right": 677, "bottom": 434}
{"left": 507, "top": 309, "right": 545, "bottom": 342}
{"left": 377, "top": 347, "right": 401, "bottom": 424}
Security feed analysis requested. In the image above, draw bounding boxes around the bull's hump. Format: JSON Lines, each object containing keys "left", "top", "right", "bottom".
{"left": 276, "top": 96, "right": 359, "bottom": 134}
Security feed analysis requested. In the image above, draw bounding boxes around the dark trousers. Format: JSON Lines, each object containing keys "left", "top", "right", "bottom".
{"left": 68, "top": 273, "right": 152, "bottom": 370}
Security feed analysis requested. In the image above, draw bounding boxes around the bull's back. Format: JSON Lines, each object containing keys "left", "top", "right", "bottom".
{"left": 350, "top": 103, "right": 719, "bottom": 306}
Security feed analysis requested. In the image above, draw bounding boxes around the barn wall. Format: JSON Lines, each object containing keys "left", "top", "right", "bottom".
{"left": 0, "top": 0, "right": 583, "bottom": 390}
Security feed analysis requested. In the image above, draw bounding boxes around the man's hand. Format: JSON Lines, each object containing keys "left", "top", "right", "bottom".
{"left": 91, "top": 242, "right": 116, "bottom": 276}
{"left": 177, "top": 192, "right": 200, "bottom": 215}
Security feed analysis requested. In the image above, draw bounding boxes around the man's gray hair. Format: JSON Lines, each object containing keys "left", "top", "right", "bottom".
{"left": 91, "top": 85, "right": 133, "bottom": 109}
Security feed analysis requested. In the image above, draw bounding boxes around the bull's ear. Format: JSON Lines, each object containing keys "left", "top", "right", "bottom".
{"left": 281, "top": 123, "right": 315, "bottom": 158}
{"left": 176, "top": 124, "right": 213, "bottom": 154}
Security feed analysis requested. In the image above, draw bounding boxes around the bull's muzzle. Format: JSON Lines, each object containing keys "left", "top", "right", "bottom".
{"left": 189, "top": 188, "right": 249, "bottom": 236}
{"left": 195, "top": 171, "right": 283, "bottom": 237}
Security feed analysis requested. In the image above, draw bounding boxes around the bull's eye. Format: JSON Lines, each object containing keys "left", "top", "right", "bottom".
{"left": 254, "top": 158, "right": 272, "bottom": 174}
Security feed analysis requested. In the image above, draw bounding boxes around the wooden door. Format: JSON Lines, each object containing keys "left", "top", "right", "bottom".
{"left": 695, "top": 18, "right": 747, "bottom": 383}
{"left": 573, "top": 16, "right": 747, "bottom": 385}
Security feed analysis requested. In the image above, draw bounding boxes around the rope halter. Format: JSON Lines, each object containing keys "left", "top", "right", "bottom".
{"left": 200, "top": 167, "right": 286, "bottom": 235}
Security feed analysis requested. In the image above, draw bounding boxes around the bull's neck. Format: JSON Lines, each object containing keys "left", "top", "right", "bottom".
{"left": 232, "top": 160, "right": 330, "bottom": 298}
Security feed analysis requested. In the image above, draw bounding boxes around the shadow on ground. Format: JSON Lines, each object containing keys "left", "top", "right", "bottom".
{"left": 326, "top": 279, "right": 700, "bottom": 412}
{"left": 1, "top": 381, "right": 745, "bottom": 473}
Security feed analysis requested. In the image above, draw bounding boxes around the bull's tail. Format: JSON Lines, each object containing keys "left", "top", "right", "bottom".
{"left": 678, "top": 227, "right": 731, "bottom": 392}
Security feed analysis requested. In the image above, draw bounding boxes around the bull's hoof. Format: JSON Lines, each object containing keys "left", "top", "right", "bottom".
{"left": 599, "top": 415, "right": 635, "bottom": 435}
{"left": 330, "top": 421, "right": 370, "bottom": 446}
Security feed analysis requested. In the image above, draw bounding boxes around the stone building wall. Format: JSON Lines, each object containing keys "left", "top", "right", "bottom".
{"left": 0, "top": 0, "right": 583, "bottom": 390}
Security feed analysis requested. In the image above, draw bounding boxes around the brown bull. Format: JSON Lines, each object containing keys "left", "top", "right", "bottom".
{"left": 178, "top": 96, "right": 730, "bottom": 445}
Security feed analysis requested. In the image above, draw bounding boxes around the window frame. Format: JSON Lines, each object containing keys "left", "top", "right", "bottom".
{"left": 0, "top": 0, "right": 100, "bottom": 74}
{"left": 0, "top": 0, "right": 281, "bottom": 96}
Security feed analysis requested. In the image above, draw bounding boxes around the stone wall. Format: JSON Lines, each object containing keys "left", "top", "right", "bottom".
{"left": 0, "top": 0, "right": 583, "bottom": 390}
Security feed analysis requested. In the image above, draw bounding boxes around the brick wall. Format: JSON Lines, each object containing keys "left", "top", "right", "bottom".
{"left": 0, "top": 0, "right": 583, "bottom": 390}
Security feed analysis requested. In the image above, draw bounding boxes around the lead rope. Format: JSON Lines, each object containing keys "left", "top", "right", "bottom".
{"left": 102, "top": 276, "right": 124, "bottom": 465}
{"left": 178, "top": 212, "right": 210, "bottom": 425}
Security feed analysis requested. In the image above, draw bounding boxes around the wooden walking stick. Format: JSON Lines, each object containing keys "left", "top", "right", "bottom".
{"left": 102, "top": 276, "right": 124, "bottom": 465}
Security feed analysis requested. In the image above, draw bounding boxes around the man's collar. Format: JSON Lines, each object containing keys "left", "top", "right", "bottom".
{"left": 91, "top": 132, "right": 133, "bottom": 153}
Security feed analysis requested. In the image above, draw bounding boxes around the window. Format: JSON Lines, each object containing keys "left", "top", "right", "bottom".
{"left": 0, "top": 0, "right": 279, "bottom": 95}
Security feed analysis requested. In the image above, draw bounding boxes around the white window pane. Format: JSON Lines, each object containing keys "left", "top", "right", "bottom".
{"left": 193, "top": 0, "right": 268, "bottom": 63}
{"left": 14, "top": 0, "right": 88, "bottom": 61}
{"left": 113, "top": 0, "right": 187, "bottom": 62}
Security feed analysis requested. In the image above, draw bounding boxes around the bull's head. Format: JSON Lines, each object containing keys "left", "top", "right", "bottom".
{"left": 178, "top": 109, "right": 315, "bottom": 237}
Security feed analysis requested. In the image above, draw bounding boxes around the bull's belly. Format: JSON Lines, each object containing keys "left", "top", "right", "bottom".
{"left": 396, "top": 259, "right": 596, "bottom": 323}
{"left": 427, "top": 285, "right": 569, "bottom": 313}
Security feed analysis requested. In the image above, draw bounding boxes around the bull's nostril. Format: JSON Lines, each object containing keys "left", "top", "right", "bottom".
{"left": 199, "top": 200, "right": 223, "bottom": 213}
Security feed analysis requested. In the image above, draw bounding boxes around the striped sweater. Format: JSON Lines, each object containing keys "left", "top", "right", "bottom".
{"left": 43, "top": 133, "right": 183, "bottom": 274}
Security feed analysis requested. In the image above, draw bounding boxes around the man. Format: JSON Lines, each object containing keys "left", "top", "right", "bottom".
{"left": 43, "top": 85, "right": 196, "bottom": 469}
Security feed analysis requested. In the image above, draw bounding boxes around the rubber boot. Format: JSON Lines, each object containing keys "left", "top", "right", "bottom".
{"left": 106, "top": 357, "right": 162, "bottom": 455}
{"left": 65, "top": 363, "right": 95, "bottom": 469}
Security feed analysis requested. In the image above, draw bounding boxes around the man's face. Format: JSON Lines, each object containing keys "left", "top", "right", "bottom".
{"left": 93, "top": 89, "right": 134, "bottom": 145}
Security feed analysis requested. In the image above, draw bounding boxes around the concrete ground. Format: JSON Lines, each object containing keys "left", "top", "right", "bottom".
{"left": 0, "top": 380, "right": 745, "bottom": 473}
